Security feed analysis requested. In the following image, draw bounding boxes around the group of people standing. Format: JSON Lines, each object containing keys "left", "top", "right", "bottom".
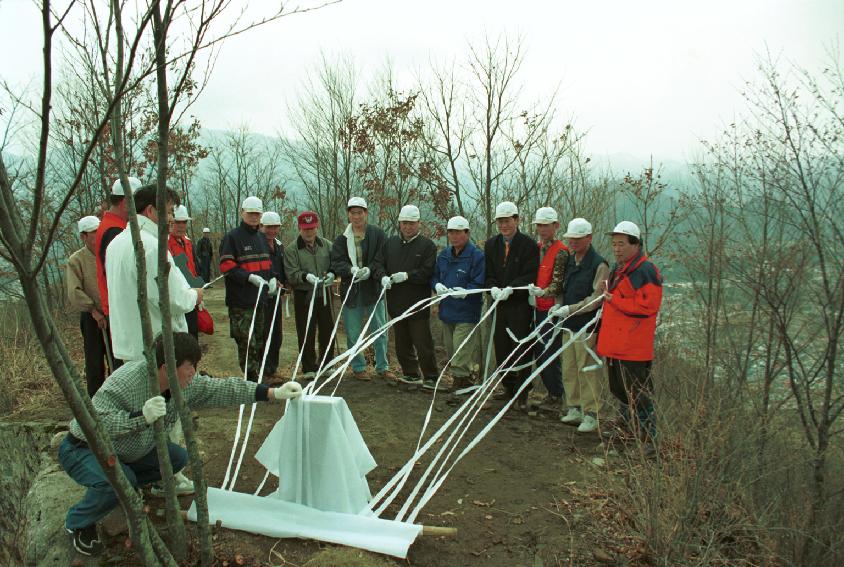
{"left": 61, "top": 183, "right": 662, "bottom": 557}
{"left": 211, "top": 195, "right": 663, "bottom": 442}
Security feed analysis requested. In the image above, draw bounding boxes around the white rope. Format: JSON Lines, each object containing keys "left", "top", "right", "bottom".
{"left": 305, "top": 272, "right": 359, "bottom": 395}
{"left": 329, "top": 286, "right": 388, "bottom": 397}
{"left": 408, "top": 315, "right": 599, "bottom": 522}
{"left": 389, "top": 304, "right": 560, "bottom": 521}
{"left": 227, "top": 287, "right": 282, "bottom": 490}
{"left": 202, "top": 274, "right": 225, "bottom": 289}
{"left": 368, "top": 293, "right": 604, "bottom": 518}
{"left": 220, "top": 281, "right": 266, "bottom": 489}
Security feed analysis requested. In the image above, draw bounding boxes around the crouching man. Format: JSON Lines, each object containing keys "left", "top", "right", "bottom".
{"left": 58, "top": 332, "right": 302, "bottom": 557}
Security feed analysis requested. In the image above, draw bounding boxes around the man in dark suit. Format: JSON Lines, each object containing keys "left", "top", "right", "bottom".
{"left": 485, "top": 201, "right": 540, "bottom": 410}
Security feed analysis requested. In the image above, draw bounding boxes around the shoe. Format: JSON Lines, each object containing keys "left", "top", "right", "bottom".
{"left": 398, "top": 374, "right": 423, "bottom": 385}
{"left": 492, "top": 388, "right": 512, "bottom": 401}
{"left": 422, "top": 378, "right": 438, "bottom": 390}
{"left": 67, "top": 525, "right": 104, "bottom": 556}
{"left": 301, "top": 372, "right": 316, "bottom": 381}
{"left": 537, "top": 395, "right": 562, "bottom": 412}
{"left": 150, "top": 473, "right": 195, "bottom": 497}
{"left": 560, "top": 407, "right": 583, "bottom": 425}
{"left": 451, "top": 375, "right": 474, "bottom": 393}
{"left": 577, "top": 414, "right": 598, "bottom": 433}
{"left": 353, "top": 369, "right": 371, "bottom": 381}
{"left": 377, "top": 369, "right": 398, "bottom": 381}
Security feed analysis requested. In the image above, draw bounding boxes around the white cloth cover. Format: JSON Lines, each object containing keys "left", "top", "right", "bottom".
{"left": 188, "top": 488, "right": 422, "bottom": 558}
{"left": 255, "top": 395, "right": 376, "bottom": 514}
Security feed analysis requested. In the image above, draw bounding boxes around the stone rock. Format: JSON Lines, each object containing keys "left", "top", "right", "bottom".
{"left": 23, "top": 463, "right": 86, "bottom": 566}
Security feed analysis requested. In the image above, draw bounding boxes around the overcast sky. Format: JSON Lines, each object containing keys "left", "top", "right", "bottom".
{"left": 2, "top": 0, "right": 842, "bottom": 162}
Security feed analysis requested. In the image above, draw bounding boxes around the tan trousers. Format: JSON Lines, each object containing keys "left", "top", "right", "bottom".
{"left": 442, "top": 322, "right": 479, "bottom": 380}
{"left": 562, "top": 332, "right": 605, "bottom": 415}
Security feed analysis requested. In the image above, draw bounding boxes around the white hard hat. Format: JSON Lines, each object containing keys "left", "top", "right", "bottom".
{"left": 347, "top": 196, "right": 368, "bottom": 210}
{"left": 563, "top": 218, "right": 593, "bottom": 238}
{"left": 532, "top": 207, "right": 558, "bottom": 225}
{"left": 173, "top": 205, "right": 191, "bottom": 221}
{"left": 111, "top": 176, "right": 142, "bottom": 196}
{"left": 77, "top": 215, "right": 100, "bottom": 233}
{"left": 495, "top": 201, "right": 518, "bottom": 219}
{"left": 607, "top": 220, "right": 641, "bottom": 239}
{"left": 447, "top": 216, "right": 470, "bottom": 231}
{"left": 261, "top": 211, "right": 281, "bottom": 226}
{"left": 241, "top": 196, "right": 263, "bottom": 213}
{"left": 202, "top": 227, "right": 211, "bottom": 233}
{"left": 398, "top": 204, "right": 420, "bottom": 222}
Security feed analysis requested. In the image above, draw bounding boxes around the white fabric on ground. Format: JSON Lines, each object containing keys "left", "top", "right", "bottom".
{"left": 255, "top": 395, "right": 376, "bottom": 514}
{"left": 187, "top": 488, "right": 421, "bottom": 558}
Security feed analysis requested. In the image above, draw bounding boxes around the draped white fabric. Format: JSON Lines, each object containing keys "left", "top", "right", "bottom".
{"left": 255, "top": 395, "right": 376, "bottom": 514}
{"left": 187, "top": 488, "right": 422, "bottom": 558}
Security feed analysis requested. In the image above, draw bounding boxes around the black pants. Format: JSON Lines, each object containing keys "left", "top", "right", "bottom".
{"left": 393, "top": 316, "right": 439, "bottom": 380}
{"left": 607, "top": 358, "right": 656, "bottom": 438}
{"left": 185, "top": 308, "right": 198, "bottom": 340}
{"left": 264, "top": 296, "right": 284, "bottom": 375}
{"left": 493, "top": 300, "right": 534, "bottom": 400}
{"left": 79, "top": 312, "right": 107, "bottom": 397}
{"left": 293, "top": 289, "right": 335, "bottom": 374}
{"left": 198, "top": 256, "right": 211, "bottom": 283}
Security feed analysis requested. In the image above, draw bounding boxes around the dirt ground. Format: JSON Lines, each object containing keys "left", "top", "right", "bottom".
{"left": 21, "top": 287, "right": 632, "bottom": 566}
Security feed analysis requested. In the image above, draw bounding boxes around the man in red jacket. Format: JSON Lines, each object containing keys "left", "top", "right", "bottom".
{"left": 596, "top": 221, "right": 663, "bottom": 444}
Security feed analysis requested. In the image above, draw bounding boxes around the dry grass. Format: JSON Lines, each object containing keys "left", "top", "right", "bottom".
{"left": 0, "top": 300, "right": 77, "bottom": 419}
{"left": 589, "top": 343, "right": 844, "bottom": 566}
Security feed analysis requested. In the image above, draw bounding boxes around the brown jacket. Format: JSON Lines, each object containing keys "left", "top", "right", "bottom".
{"left": 66, "top": 246, "right": 102, "bottom": 313}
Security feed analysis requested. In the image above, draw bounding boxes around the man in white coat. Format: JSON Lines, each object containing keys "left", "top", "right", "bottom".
{"left": 106, "top": 183, "right": 203, "bottom": 495}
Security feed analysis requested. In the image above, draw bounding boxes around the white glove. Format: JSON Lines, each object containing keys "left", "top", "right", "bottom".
{"left": 499, "top": 286, "right": 513, "bottom": 301}
{"left": 323, "top": 272, "right": 335, "bottom": 286}
{"left": 267, "top": 277, "right": 279, "bottom": 296}
{"left": 273, "top": 381, "right": 303, "bottom": 400}
{"left": 351, "top": 266, "right": 359, "bottom": 277}
{"left": 549, "top": 304, "right": 571, "bottom": 318}
{"left": 142, "top": 396, "right": 167, "bottom": 425}
{"left": 391, "top": 271, "right": 409, "bottom": 284}
{"left": 248, "top": 274, "right": 267, "bottom": 289}
{"left": 381, "top": 275, "right": 393, "bottom": 290}
{"left": 356, "top": 267, "right": 371, "bottom": 281}
{"left": 528, "top": 284, "right": 546, "bottom": 297}
{"left": 452, "top": 286, "right": 468, "bottom": 299}
{"left": 305, "top": 273, "right": 319, "bottom": 285}
{"left": 490, "top": 286, "right": 502, "bottom": 300}
{"left": 435, "top": 283, "right": 449, "bottom": 296}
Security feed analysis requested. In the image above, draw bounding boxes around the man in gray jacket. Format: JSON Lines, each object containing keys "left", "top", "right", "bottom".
{"left": 58, "top": 332, "right": 301, "bottom": 556}
{"left": 330, "top": 197, "right": 394, "bottom": 381}
{"left": 284, "top": 211, "right": 336, "bottom": 379}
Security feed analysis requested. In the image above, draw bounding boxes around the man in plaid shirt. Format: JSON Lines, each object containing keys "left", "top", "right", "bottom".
{"left": 58, "top": 332, "right": 302, "bottom": 556}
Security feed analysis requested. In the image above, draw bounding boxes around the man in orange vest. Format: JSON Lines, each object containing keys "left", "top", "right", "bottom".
{"left": 526, "top": 207, "right": 569, "bottom": 414}
{"left": 94, "top": 176, "right": 141, "bottom": 369}
{"left": 597, "top": 221, "right": 663, "bottom": 445}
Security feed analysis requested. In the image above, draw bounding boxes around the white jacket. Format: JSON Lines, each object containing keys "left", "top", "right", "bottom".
{"left": 106, "top": 215, "right": 198, "bottom": 361}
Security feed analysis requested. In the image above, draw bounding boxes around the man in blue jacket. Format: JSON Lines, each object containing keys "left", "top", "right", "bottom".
{"left": 431, "top": 216, "right": 485, "bottom": 391}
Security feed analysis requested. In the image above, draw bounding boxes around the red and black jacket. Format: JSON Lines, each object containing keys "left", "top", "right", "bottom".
{"left": 219, "top": 222, "right": 273, "bottom": 309}
{"left": 596, "top": 251, "right": 663, "bottom": 362}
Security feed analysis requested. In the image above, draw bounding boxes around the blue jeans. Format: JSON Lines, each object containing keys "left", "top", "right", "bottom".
{"left": 534, "top": 309, "right": 564, "bottom": 398}
{"left": 342, "top": 300, "right": 389, "bottom": 372}
{"left": 59, "top": 436, "right": 187, "bottom": 530}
